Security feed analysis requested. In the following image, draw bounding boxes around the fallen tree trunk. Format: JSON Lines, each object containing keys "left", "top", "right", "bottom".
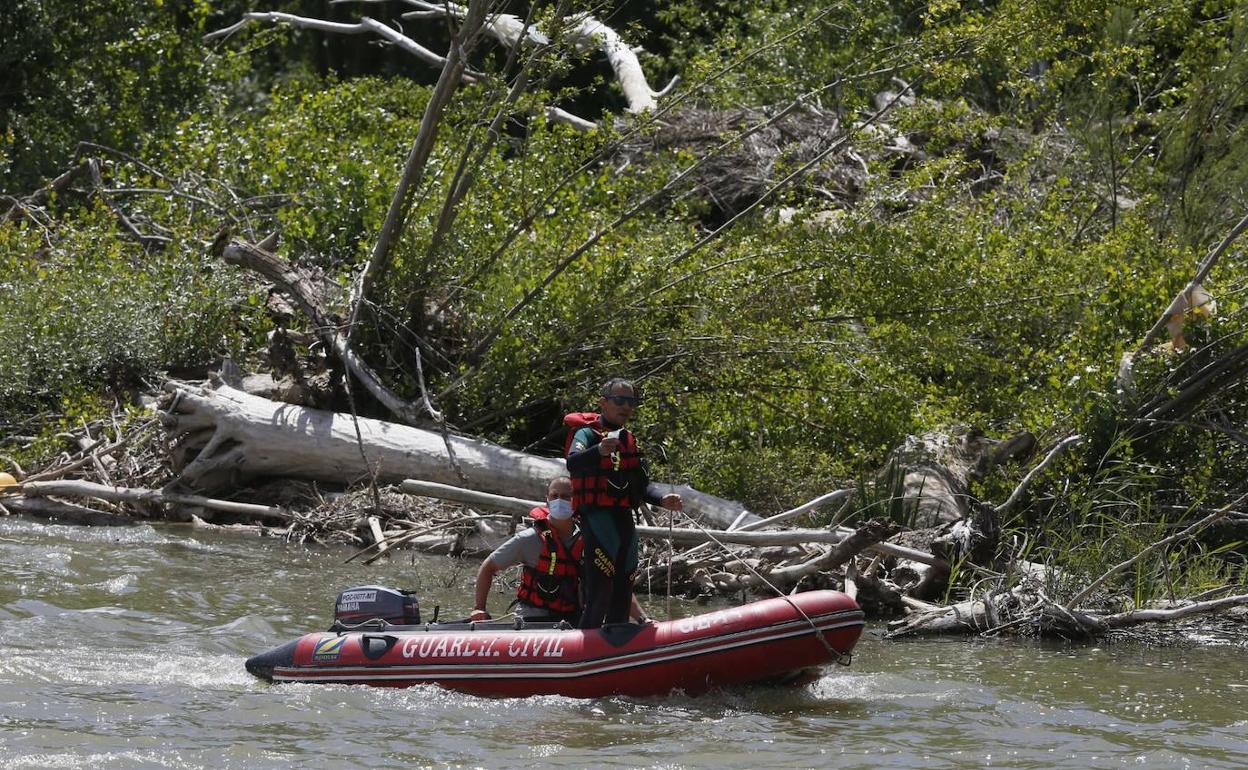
{"left": 692, "top": 518, "right": 898, "bottom": 593}
{"left": 0, "top": 494, "right": 132, "bottom": 526}
{"left": 399, "top": 478, "right": 944, "bottom": 569}
{"left": 161, "top": 383, "right": 756, "bottom": 530}
{"left": 17, "top": 479, "right": 293, "bottom": 523}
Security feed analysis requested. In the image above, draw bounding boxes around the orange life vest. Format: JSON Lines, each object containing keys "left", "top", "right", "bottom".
{"left": 565, "top": 413, "right": 643, "bottom": 512}
{"left": 515, "top": 520, "right": 583, "bottom": 614}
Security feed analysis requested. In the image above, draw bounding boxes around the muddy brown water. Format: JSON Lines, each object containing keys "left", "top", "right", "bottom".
{"left": 1, "top": 516, "right": 1246, "bottom": 769}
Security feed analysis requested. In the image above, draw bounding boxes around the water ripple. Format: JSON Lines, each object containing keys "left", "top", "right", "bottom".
{"left": 0, "top": 519, "right": 1245, "bottom": 770}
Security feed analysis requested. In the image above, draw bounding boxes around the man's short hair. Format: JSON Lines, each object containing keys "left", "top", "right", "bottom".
{"left": 600, "top": 377, "right": 635, "bottom": 397}
{"left": 547, "top": 475, "right": 572, "bottom": 488}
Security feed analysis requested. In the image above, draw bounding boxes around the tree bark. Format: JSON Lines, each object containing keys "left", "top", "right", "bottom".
{"left": 161, "top": 383, "right": 755, "bottom": 530}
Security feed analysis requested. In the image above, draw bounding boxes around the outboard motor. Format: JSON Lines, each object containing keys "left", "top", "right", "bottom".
{"left": 332, "top": 585, "right": 420, "bottom": 628}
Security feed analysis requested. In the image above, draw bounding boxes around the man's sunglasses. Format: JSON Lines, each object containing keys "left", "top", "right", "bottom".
{"left": 604, "top": 395, "right": 639, "bottom": 406}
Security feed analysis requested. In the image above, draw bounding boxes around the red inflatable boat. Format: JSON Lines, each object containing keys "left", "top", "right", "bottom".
{"left": 245, "top": 590, "right": 864, "bottom": 698}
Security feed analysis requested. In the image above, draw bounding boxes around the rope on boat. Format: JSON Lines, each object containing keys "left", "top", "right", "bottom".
{"left": 666, "top": 509, "right": 853, "bottom": 666}
{"left": 666, "top": 504, "right": 674, "bottom": 622}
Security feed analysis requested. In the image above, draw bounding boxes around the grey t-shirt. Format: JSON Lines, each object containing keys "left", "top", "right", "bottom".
{"left": 488, "top": 526, "right": 579, "bottom": 569}
{"left": 488, "top": 526, "right": 580, "bottom": 618}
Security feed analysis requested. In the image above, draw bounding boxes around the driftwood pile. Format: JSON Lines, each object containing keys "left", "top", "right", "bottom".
{"left": 3, "top": 383, "right": 1246, "bottom": 645}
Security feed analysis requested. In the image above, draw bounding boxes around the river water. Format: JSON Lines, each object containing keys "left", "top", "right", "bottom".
{"left": 1, "top": 515, "right": 1245, "bottom": 769}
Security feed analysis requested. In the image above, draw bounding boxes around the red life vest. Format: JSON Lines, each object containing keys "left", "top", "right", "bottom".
{"left": 565, "top": 412, "right": 642, "bottom": 512}
{"left": 515, "top": 520, "right": 583, "bottom": 614}
{"left": 562, "top": 412, "right": 601, "bottom": 457}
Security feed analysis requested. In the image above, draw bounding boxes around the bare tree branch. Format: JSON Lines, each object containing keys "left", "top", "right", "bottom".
{"left": 348, "top": 0, "right": 490, "bottom": 328}
{"left": 3, "top": 160, "right": 93, "bottom": 222}
{"left": 1100, "top": 592, "right": 1248, "bottom": 628}
{"left": 206, "top": 11, "right": 477, "bottom": 76}
{"left": 994, "top": 435, "right": 1082, "bottom": 515}
{"left": 424, "top": 0, "right": 572, "bottom": 262}
{"left": 404, "top": 1, "right": 663, "bottom": 112}
{"left": 16, "top": 479, "right": 293, "bottom": 522}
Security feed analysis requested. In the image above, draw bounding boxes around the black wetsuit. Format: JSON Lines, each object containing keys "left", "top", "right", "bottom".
{"left": 567, "top": 422, "right": 659, "bottom": 627}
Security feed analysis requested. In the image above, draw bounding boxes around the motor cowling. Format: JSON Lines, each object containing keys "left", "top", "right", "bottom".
{"left": 333, "top": 585, "right": 420, "bottom": 627}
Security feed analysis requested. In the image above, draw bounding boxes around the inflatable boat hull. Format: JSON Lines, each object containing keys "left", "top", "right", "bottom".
{"left": 246, "top": 590, "right": 864, "bottom": 698}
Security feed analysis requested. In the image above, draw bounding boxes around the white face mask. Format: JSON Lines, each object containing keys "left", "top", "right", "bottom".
{"left": 547, "top": 498, "right": 574, "bottom": 520}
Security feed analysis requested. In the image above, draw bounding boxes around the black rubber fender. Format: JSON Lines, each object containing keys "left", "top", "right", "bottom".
{"left": 244, "top": 639, "right": 299, "bottom": 681}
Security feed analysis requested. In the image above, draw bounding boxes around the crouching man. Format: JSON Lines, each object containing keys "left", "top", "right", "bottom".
{"left": 469, "top": 476, "right": 647, "bottom": 625}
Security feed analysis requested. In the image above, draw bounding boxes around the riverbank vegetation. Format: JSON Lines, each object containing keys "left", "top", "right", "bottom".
{"left": 3, "top": 0, "right": 1248, "bottom": 638}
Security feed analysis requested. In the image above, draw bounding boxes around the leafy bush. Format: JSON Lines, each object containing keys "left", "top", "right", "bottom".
{"left": 0, "top": 206, "right": 258, "bottom": 422}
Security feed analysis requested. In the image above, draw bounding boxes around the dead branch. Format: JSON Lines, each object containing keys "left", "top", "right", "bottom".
{"left": 22, "top": 418, "right": 158, "bottom": 484}
{"left": 0, "top": 494, "right": 134, "bottom": 526}
{"left": 886, "top": 596, "right": 994, "bottom": 636}
{"left": 843, "top": 560, "right": 859, "bottom": 601}
{"left": 545, "top": 105, "right": 596, "bottom": 130}
{"left": 400, "top": 477, "right": 942, "bottom": 564}
{"left": 345, "top": 512, "right": 509, "bottom": 564}
{"left": 424, "top": 0, "right": 570, "bottom": 262}
{"left": 1138, "top": 342, "right": 1248, "bottom": 423}
{"left": 403, "top": 1, "right": 667, "bottom": 113}
{"left": 714, "top": 518, "right": 900, "bottom": 593}
{"left": 16, "top": 479, "right": 293, "bottom": 523}
{"left": 349, "top": 0, "right": 489, "bottom": 329}
{"left": 661, "top": 487, "right": 852, "bottom": 565}
{"left": 220, "top": 238, "right": 421, "bottom": 424}
{"left": 1099, "top": 593, "right": 1248, "bottom": 628}
{"left": 206, "top": 11, "right": 472, "bottom": 76}
{"left": 86, "top": 159, "right": 170, "bottom": 248}
{"left": 994, "top": 435, "right": 1082, "bottom": 515}
{"left": 2, "top": 160, "right": 93, "bottom": 223}
{"left": 366, "top": 515, "right": 390, "bottom": 557}
{"left": 399, "top": 479, "right": 533, "bottom": 513}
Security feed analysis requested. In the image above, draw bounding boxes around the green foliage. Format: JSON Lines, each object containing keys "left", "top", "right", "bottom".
{"left": 4, "top": 0, "right": 1248, "bottom": 603}
{"left": 0, "top": 0, "right": 256, "bottom": 191}
{"left": 0, "top": 202, "right": 259, "bottom": 422}
{"left": 161, "top": 76, "right": 431, "bottom": 265}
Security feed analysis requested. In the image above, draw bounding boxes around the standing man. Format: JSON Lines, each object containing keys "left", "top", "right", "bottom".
{"left": 566, "top": 377, "right": 681, "bottom": 628}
